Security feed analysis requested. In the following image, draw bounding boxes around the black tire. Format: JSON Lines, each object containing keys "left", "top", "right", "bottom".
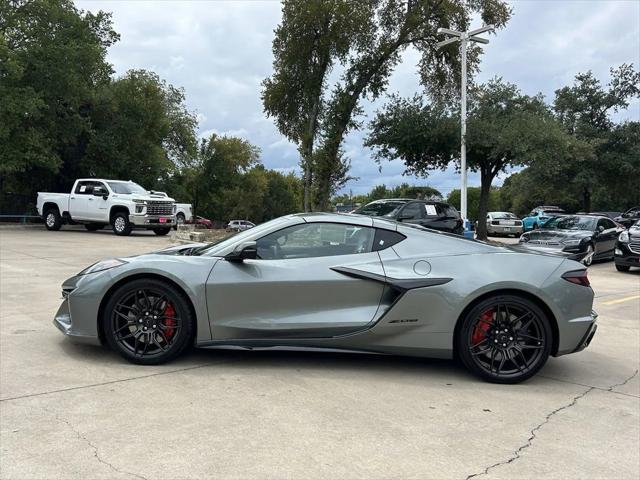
{"left": 44, "top": 209, "right": 62, "bottom": 231}
{"left": 153, "top": 228, "right": 171, "bottom": 236}
{"left": 615, "top": 264, "right": 630, "bottom": 272}
{"left": 112, "top": 212, "right": 132, "bottom": 236}
{"left": 456, "top": 294, "right": 552, "bottom": 384}
{"left": 174, "top": 213, "right": 185, "bottom": 230}
{"left": 84, "top": 223, "right": 104, "bottom": 232}
{"left": 102, "top": 278, "right": 194, "bottom": 365}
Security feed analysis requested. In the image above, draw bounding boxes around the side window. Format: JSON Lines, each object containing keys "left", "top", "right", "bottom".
{"left": 74, "top": 181, "right": 92, "bottom": 195}
{"left": 256, "top": 223, "right": 375, "bottom": 260}
{"left": 372, "top": 229, "right": 405, "bottom": 252}
{"left": 400, "top": 202, "right": 423, "bottom": 220}
{"left": 92, "top": 182, "right": 107, "bottom": 195}
{"left": 600, "top": 218, "right": 615, "bottom": 230}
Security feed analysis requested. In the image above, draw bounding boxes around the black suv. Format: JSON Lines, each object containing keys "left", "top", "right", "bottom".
{"left": 615, "top": 207, "right": 640, "bottom": 229}
{"left": 352, "top": 198, "right": 463, "bottom": 235}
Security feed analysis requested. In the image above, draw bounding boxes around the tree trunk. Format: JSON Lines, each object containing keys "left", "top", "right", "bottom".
{"left": 582, "top": 186, "right": 591, "bottom": 213}
{"left": 476, "top": 169, "right": 493, "bottom": 241}
{"left": 301, "top": 98, "right": 320, "bottom": 212}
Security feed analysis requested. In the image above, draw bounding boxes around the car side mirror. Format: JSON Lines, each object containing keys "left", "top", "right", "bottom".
{"left": 226, "top": 241, "right": 257, "bottom": 262}
{"left": 598, "top": 225, "right": 605, "bottom": 233}
{"left": 93, "top": 189, "right": 108, "bottom": 200}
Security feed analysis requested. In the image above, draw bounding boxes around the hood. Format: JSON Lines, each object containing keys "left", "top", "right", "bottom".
{"left": 152, "top": 243, "right": 207, "bottom": 256}
{"left": 521, "top": 229, "right": 593, "bottom": 243}
{"left": 126, "top": 194, "right": 176, "bottom": 202}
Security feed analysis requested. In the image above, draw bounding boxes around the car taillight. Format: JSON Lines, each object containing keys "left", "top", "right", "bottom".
{"left": 562, "top": 270, "right": 590, "bottom": 287}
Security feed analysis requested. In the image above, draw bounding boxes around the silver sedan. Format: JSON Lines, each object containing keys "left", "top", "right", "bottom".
{"left": 480, "top": 212, "right": 524, "bottom": 236}
{"left": 53, "top": 213, "right": 597, "bottom": 383}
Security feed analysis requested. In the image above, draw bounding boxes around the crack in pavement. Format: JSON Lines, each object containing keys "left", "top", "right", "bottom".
{"left": 43, "top": 407, "right": 149, "bottom": 480}
{"left": 464, "top": 369, "right": 639, "bottom": 480}
{"left": 0, "top": 363, "right": 216, "bottom": 402}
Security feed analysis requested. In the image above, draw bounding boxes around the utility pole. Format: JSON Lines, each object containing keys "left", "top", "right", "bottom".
{"left": 436, "top": 26, "right": 494, "bottom": 229}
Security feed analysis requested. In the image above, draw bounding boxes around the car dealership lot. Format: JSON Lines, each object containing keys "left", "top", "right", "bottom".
{"left": 1, "top": 226, "right": 638, "bottom": 479}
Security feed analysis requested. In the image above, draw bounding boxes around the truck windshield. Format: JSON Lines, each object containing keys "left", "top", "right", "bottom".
{"left": 108, "top": 182, "right": 148, "bottom": 194}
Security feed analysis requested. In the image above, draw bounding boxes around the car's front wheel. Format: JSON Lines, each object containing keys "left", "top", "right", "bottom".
{"left": 456, "top": 295, "right": 552, "bottom": 384}
{"left": 112, "top": 213, "right": 132, "bottom": 236}
{"left": 102, "top": 278, "right": 194, "bottom": 364}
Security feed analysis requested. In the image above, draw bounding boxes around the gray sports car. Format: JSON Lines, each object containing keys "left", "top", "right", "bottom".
{"left": 54, "top": 213, "right": 597, "bottom": 383}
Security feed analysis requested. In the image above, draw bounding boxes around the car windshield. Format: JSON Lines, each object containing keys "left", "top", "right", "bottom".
{"left": 542, "top": 216, "right": 596, "bottom": 231}
{"left": 624, "top": 207, "right": 640, "bottom": 217}
{"left": 108, "top": 182, "right": 148, "bottom": 195}
{"left": 492, "top": 212, "right": 517, "bottom": 219}
{"left": 353, "top": 201, "right": 406, "bottom": 217}
{"left": 191, "top": 217, "right": 290, "bottom": 256}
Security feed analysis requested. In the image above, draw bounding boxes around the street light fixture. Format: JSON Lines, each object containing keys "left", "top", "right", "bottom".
{"left": 436, "top": 25, "right": 494, "bottom": 229}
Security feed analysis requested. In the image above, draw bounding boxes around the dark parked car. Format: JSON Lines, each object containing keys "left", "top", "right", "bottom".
{"left": 352, "top": 198, "right": 463, "bottom": 235}
{"left": 615, "top": 207, "right": 640, "bottom": 229}
{"left": 518, "top": 215, "right": 624, "bottom": 266}
{"left": 587, "top": 211, "right": 622, "bottom": 221}
{"left": 614, "top": 220, "right": 640, "bottom": 272}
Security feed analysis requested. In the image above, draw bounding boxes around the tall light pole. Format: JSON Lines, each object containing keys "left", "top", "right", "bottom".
{"left": 436, "top": 26, "right": 493, "bottom": 228}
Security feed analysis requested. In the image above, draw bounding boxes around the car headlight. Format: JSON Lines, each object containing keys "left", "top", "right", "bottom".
{"left": 78, "top": 258, "right": 128, "bottom": 275}
{"left": 133, "top": 199, "right": 147, "bottom": 204}
{"left": 619, "top": 231, "right": 629, "bottom": 243}
{"left": 561, "top": 238, "right": 582, "bottom": 246}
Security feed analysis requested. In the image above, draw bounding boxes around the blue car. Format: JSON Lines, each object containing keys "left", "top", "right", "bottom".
{"left": 522, "top": 206, "right": 565, "bottom": 232}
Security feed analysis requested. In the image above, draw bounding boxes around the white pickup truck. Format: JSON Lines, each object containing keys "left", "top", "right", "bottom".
{"left": 37, "top": 179, "right": 177, "bottom": 236}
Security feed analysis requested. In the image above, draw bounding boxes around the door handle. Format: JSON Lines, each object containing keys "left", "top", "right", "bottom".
{"left": 70, "top": 196, "right": 75, "bottom": 200}
{"left": 88, "top": 198, "right": 94, "bottom": 201}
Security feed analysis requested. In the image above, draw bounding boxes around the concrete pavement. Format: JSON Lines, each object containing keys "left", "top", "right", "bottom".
{"left": 1, "top": 226, "right": 638, "bottom": 479}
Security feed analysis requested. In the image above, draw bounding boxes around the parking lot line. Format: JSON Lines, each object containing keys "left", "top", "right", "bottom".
{"left": 601, "top": 294, "right": 640, "bottom": 306}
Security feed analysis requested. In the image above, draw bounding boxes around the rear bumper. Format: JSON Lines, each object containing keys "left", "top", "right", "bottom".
{"left": 556, "top": 310, "right": 598, "bottom": 356}
{"left": 488, "top": 225, "right": 523, "bottom": 235}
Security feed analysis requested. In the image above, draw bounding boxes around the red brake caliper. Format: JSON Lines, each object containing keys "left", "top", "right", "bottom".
{"left": 472, "top": 309, "right": 494, "bottom": 345}
{"left": 163, "top": 302, "right": 177, "bottom": 340}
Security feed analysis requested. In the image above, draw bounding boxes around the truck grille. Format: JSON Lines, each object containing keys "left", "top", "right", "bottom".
{"left": 629, "top": 239, "right": 640, "bottom": 254}
{"left": 147, "top": 201, "right": 174, "bottom": 216}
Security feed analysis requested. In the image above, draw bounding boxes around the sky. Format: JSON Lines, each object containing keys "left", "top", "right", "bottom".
{"left": 76, "top": 0, "right": 640, "bottom": 197}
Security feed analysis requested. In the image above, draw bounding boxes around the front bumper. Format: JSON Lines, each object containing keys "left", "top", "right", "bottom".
{"left": 53, "top": 297, "right": 101, "bottom": 345}
{"left": 614, "top": 242, "right": 640, "bottom": 267}
{"left": 129, "top": 214, "right": 176, "bottom": 228}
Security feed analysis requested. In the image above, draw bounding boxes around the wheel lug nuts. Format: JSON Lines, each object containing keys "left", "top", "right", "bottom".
{"left": 152, "top": 325, "right": 156, "bottom": 328}
{"left": 502, "top": 343, "right": 506, "bottom": 347}
{"left": 153, "top": 316, "right": 157, "bottom": 319}
{"left": 143, "top": 327, "right": 147, "bottom": 331}
{"left": 138, "top": 319, "right": 143, "bottom": 323}
{"left": 509, "top": 337, "right": 513, "bottom": 341}
{"left": 494, "top": 339, "right": 498, "bottom": 343}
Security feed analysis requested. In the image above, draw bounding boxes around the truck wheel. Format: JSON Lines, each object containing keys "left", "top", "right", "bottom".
{"left": 44, "top": 209, "right": 62, "bottom": 231}
{"left": 84, "top": 223, "right": 104, "bottom": 232}
{"left": 112, "top": 213, "right": 132, "bottom": 236}
{"left": 153, "top": 228, "right": 171, "bottom": 236}
{"left": 174, "top": 213, "right": 185, "bottom": 230}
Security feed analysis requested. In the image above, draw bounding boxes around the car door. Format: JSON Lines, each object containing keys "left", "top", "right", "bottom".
{"left": 84, "top": 181, "right": 109, "bottom": 221}
{"left": 596, "top": 218, "right": 618, "bottom": 257}
{"left": 395, "top": 202, "right": 425, "bottom": 227}
{"left": 69, "top": 181, "right": 92, "bottom": 220}
{"left": 206, "top": 222, "right": 386, "bottom": 340}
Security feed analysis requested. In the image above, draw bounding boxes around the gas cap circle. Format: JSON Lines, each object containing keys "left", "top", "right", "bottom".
{"left": 413, "top": 260, "right": 432, "bottom": 276}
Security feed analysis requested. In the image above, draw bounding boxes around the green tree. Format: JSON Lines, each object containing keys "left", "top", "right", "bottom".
{"left": 86, "top": 70, "right": 197, "bottom": 187}
{"left": 367, "top": 78, "right": 570, "bottom": 239}
{"left": 262, "top": 0, "right": 373, "bottom": 211}
{"left": 0, "top": 0, "right": 119, "bottom": 196}
{"left": 266, "top": 0, "right": 511, "bottom": 212}
{"left": 313, "top": 0, "right": 511, "bottom": 210}
{"left": 550, "top": 65, "right": 640, "bottom": 211}
{"left": 446, "top": 186, "right": 500, "bottom": 222}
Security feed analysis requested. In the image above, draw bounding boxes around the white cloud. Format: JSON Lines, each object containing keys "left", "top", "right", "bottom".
{"left": 77, "top": 0, "right": 640, "bottom": 197}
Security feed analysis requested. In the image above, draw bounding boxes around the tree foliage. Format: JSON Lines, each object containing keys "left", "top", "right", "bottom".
{"left": 265, "top": 0, "right": 511, "bottom": 211}
{"left": 367, "top": 78, "right": 569, "bottom": 239}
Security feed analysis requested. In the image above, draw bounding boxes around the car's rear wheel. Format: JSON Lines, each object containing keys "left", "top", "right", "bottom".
{"left": 44, "top": 209, "right": 62, "bottom": 231}
{"left": 615, "top": 264, "right": 630, "bottom": 272}
{"left": 456, "top": 295, "right": 552, "bottom": 384}
{"left": 102, "top": 279, "right": 194, "bottom": 364}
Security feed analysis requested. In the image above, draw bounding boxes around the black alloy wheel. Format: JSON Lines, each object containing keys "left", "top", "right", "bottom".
{"left": 457, "top": 295, "right": 552, "bottom": 383}
{"left": 103, "top": 279, "right": 194, "bottom": 364}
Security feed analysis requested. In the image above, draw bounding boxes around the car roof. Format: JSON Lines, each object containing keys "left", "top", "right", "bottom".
{"left": 365, "top": 198, "right": 448, "bottom": 205}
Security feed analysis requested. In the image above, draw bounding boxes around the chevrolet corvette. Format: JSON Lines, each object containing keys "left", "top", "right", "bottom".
{"left": 54, "top": 213, "right": 597, "bottom": 383}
